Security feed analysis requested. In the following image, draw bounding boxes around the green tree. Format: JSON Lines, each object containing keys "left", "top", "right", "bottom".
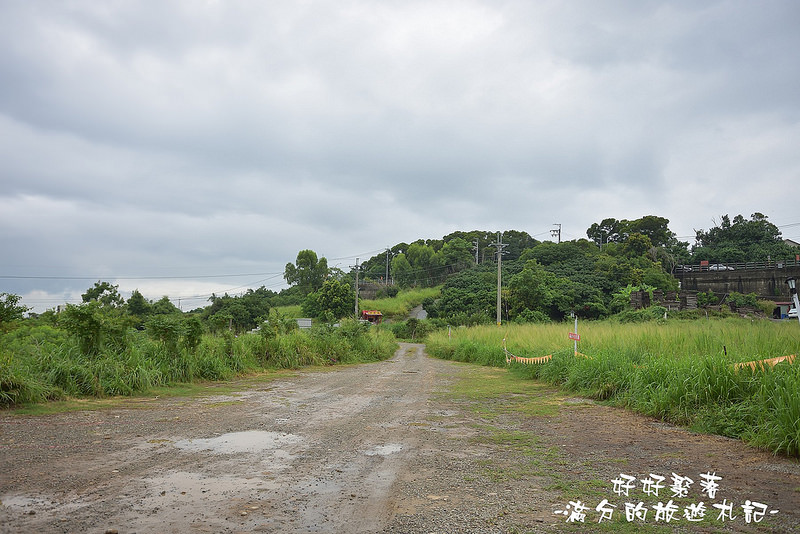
{"left": 183, "top": 316, "right": 204, "bottom": 352}
{"left": 587, "top": 218, "right": 625, "bottom": 246}
{"left": 203, "top": 288, "right": 271, "bottom": 333}
{"left": 520, "top": 240, "right": 598, "bottom": 266}
{"left": 626, "top": 215, "right": 675, "bottom": 248}
{"left": 146, "top": 315, "right": 184, "bottom": 355}
{"left": 151, "top": 296, "right": 181, "bottom": 315}
{"left": 588, "top": 215, "right": 679, "bottom": 249}
{"left": 302, "top": 279, "right": 354, "bottom": 320}
{"left": 60, "top": 302, "right": 107, "bottom": 356}
{"left": 127, "top": 290, "right": 150, "bottom": 317}
{"left": 0, "top": 293, "right": 30, "bottom": 327}
{"left": 284, "top": 250, "right": 329, "bottom": 296}
{"left": 507, "top": 260, "right": 562, "bottom": 318}
{"left": 622, "top": 233, "right": 654, "bottom": 258}
{"left": 693, "top": 213, "right": 793, "bottom": 263}
{"left": 406, "top": 242, "right": 441, "bottom": 286}
{"left": 82, "top": 281, "right": 124, "bottom": 308}
{"left": 429, "top": 265, "right": 496, "bottom": 321}
{"left": 390, "top": 253, "right": 414, "bottom": 288}
{"left": 126, "top": 289, "right": 150, "bottom": 330}
{"left": 439, "top": 237, "right": 474, "bottom": 273}
{"left": 500, "top": 230, "right": 538, "bottom": 260}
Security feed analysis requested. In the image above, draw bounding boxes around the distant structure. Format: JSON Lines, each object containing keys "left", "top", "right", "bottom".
{"left": 360, "top": 310, "right": 383, "bottom": 324}
{"left": 630, "top": 290, "right": 695, "bottom": 311}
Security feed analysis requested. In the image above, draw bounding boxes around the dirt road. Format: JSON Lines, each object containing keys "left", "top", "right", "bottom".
{"left": 1, "top": 343, "right": 799, "bottom": 533}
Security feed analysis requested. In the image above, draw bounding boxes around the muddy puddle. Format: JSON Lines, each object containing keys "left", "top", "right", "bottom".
{"left": 173, "top": 430, "right": 303, "bottom": 454}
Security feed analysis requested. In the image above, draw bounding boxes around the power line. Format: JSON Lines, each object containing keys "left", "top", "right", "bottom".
{"left": 328, "top": 248, "right": 387, "bottom": 261}
{"left": 0, "top": 272, "right": 282, "bottom": 281}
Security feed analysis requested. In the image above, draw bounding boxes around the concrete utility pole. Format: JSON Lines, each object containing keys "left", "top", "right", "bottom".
{"left": 353, "top": 258, "right": 360, "bottom": 319}
{"left": 490, "top": 232, "right": 508, "bottom": 326}
{"left": 551, "top": 223, "right": 562, "bottom": 244}
{"left": 385, "top": 248, "right": 390, "bottom": 286}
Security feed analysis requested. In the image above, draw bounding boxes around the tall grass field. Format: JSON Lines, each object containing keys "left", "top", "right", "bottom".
{"left": 0, "top": 320, "right": 397, "bottom": 408}
{"left": 426, "top": 319, "right": 800, "bottom": 456}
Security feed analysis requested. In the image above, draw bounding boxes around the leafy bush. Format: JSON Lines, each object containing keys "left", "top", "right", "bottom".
{"left": 697, "top": 290, "right": 720, "bottom": 307}
{"left": 514, "top": 309, "right": 550, "bottom": 324}
{"left": 726, "top": 292, "right": 758, "bottom": 309}
{"left": 614, "top": 305, "right": 668, "bottom": 323}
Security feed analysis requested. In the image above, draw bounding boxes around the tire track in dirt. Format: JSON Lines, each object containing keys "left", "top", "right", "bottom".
{"left": 1, "top": 343, "right": 444, "bottom": 533}
{"left": 2, "top": 343, "right": 799, "bottom": 533}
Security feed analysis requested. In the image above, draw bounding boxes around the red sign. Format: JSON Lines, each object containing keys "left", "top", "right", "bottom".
{"left": 569, "top": 332, "right": 580, "bottom": 341}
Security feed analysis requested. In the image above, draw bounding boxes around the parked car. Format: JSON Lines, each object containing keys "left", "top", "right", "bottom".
{"left": 708, "top": 264, "right": 735, "bottom": 271}
{"left": 789, "top": 308, "right": 798, "bottom": 318}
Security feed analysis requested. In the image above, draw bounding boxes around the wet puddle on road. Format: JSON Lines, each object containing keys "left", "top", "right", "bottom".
{"left": 174, "top": 430, "right": 303, "bottom": 454}
{"left": 141, "top": 470, "right": 276, "bottom": 497}
{"left": 0, "top": 495, "right": 54, "bottom": 510}
{"left": 364, "top": 443, "right": 403, "bottom": 456}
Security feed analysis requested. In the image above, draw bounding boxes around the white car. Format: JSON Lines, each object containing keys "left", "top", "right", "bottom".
{"left": 789, "top": 308, "right": 798, "bottom": 318}
{"left": 708, "top": 264, "right": 735, "bottom": 271}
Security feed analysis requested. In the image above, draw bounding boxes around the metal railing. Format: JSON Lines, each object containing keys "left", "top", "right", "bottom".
{"left": 675, "top": 258, "right": 800, "bottom": 273}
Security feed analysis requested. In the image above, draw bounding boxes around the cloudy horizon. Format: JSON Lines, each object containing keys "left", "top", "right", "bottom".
{"left": 2, "top": 1, "right": 799, "bottom": 313}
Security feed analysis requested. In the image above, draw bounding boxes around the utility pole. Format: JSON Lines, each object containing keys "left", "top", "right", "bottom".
{"left": 353, "top": 258, "right": 360, "bottom": 319}
{"left": 473, "top": 239, "right": 480, "bottom": 264}
{"left": 385, "top": 248, "right": 390, "bottom": 285}
{"left": 490, "top": 232, "right": 508, "bottom": 326}
{"left": 551, "top": 223, "right": 562, "bottom": 244}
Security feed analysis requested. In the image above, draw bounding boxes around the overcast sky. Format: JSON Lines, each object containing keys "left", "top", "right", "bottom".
{"left": 2, "top": 0, "right": 799, "bottom": 312}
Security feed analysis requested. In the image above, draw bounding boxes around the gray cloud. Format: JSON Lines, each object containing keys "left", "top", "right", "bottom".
{"left": 2, "top": 0, "right": 799, "bottom": 311}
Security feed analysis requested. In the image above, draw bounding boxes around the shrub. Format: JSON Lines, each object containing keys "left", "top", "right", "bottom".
{"left": 727, "top": 292, "right": 758, "bottom": 309}
{"left": 697, "top": 290, "right": 719, "bottom": 307}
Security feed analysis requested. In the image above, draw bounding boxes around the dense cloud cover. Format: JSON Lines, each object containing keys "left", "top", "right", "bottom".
{"left": 2, "top": 1, "right": 799, "bottom": 311}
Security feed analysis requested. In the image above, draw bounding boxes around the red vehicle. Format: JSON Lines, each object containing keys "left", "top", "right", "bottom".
{"left": 360, "top": 310, "right": 383, "bottom": 324}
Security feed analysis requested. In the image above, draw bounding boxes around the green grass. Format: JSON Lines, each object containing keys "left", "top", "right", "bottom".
{"left": 271, "top": 304, "right": 303, "bottom": 318}
{"left": 1, "top": 320, "right": 398, "bottom": 410}
{"left": 360, "top": 287, "right": 440, "bottom": 320}
{"left": 443, "top": 364, "right": 564, "bottom": 418}
{"left": 6, "top": 379, "right": 263, "bottom": 415}
{"left": 427, "top": 319, "right": 800, "bottom": 456}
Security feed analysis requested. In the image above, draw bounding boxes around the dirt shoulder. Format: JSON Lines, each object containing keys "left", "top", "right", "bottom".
{"left": 1, "top": 343, "right": 798, "bottom": 533}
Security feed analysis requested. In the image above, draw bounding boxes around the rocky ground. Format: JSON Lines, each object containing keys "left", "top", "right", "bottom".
{"left": 1, "top": 343, "right": 798, "bottom": 533}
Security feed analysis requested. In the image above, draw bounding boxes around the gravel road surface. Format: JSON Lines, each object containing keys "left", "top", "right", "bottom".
{"left": 2, "top": 343, "right": 798, "bottom": 533}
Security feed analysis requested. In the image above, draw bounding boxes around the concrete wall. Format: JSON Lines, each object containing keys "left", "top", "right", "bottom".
{"left": 675, "top": 266, "right": 800, "bottom": 299}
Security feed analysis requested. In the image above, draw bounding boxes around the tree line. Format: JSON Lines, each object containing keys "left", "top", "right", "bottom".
{"left": 1, "top": 212, "right": 795, "bottom": 336}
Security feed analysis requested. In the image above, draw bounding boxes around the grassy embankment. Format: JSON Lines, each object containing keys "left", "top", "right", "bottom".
{"left": 270, "top": 304, "right": 303, "bottom": 318}
{"left": 426, "top": 319, "right": 800, "bottom": 456}
{"left": 0, "top": 320, "right": 397, "bottom": 408}
{"left": 272, "top": 287, "right": 440, "bottom": 322}
{"left": 360, "top": 287, "right": 440, "bottom": 320}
